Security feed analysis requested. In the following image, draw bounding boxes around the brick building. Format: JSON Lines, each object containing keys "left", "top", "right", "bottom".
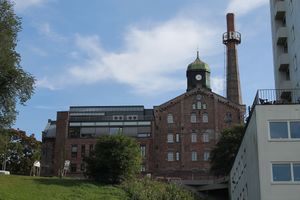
{"left": 41, "top": 13, "right": 245, "bottom": 181}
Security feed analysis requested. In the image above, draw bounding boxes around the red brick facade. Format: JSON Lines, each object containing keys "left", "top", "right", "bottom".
{"left": 152, "top": 87, "right": 245, "bottom": 180}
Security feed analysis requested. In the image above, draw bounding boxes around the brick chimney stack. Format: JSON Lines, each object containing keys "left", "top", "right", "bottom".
{"left": 223, "top": 13, "right": 242, "bottom": 104}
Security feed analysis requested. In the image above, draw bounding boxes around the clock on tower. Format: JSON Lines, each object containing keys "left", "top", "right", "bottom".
{"left": 186, "top": 51, "right": 211, "bottom": 91}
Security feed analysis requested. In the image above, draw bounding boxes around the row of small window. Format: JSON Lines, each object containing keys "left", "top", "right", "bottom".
{"left": 167, "top": 113, "right": 208, "bottom": 124}
{"left": 272, "top": 163, "right": 300, "bottom": 182}
{"left": 192, "top": 101, "right": 207, "bottom": 110}
{"left": 167, "top": 133, "right": 210, "bottom": 143}
{"left": 167, "top": 151, "right": 210, "bottom": 161}
{"left": 71, "top": 144, "right": 94, "bottom": 158}
{"left": 269, "top": 121, "right": 300, "bottom": 139}
{"left": 113, "top": 115, "right": 138, "bottom": 120}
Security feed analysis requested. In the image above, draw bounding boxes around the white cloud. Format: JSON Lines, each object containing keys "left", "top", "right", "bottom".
{"left": 37, "top": 22, "right": 66, "bottom": 42}
{"left": 13, "top": 0, "right": 47, "bottom": 11}
{"left": 37, "top": 16, "right": 224, "bottom": 95}
{"left": 226, "top": 0, "right": 269, "bottom": 16}
{"left": 211, "top": 76, "right": 225, "bottom": 96}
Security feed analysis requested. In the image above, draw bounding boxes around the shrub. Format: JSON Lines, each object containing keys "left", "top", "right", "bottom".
{"left": 120, "top": 178, "right": 197, "bottom": 200}
{"left": 84, "top": 134, "right": 141, "bottom": 184}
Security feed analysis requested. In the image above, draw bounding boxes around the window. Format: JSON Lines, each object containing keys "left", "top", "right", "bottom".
{"left": 289, "top": 0, "right": 293, "bottom": 13}
{"left": 71, "top": 145, "right": 78, "bottom": 158}
{"left": 80, "top": 163, "right": 85, "bottom": 171}
{"left": 204, "top": 151, "right": 210, "bottom": 161}
{"left": 69, "top": 127, "right": 80, "bottom": 138}
{"left": 293, "top": 55, "right": 298, "bottom": 71}
{"left": 176, "top": 152, "right": 180, "bottom": 161}
{"left": 70, "top": 163, "right": 77, "bottom": 173}
{"left": 293, "top": 164, "right": 300, "bottom": 181}
{"left": 272, "top": 164, "right": 291, "bottom": 182}
{"left": 269, "top": 121, "right": 300, "bottom": 139}
{"left": 283, "top": 41, "right": 288, "bottom": 53}
{"left": 203, "top": 133, "right": 209, "bottom": 143}
{"left": 225, "top": 112, "right": 232, "bottom": 123}
{"left": 140, "top": 145, "right": 146, "bottom": 158}
{"left": 192, "top": 151, "right": 197, "bottom": 161}
{"left": 291, "top": 26, "right": 295, "bottom": 41}
{"left": 197, "top": 101, "right": 201, "bottom": 109}
{"left": 167, "top": 134, "right": 174, "bottom": 143}
{"left": 290, "top": 122, "right": 300, "bottom": 138}
{"left": 269, "top": 122, "right": 288, "bottom": 139}
{"left": 191, "top": 133, "right": 197, "bottom": 143}
{"left": 89, "top": 144, "right": 94, "bottom": 154}
{"left": 202, "top": 104, "right": 207, "bottom": 109}
{"left": 113, "top": 115, "right": 124, "bottom": 120}
{"left": 167, "top": 114, "right": 174, "bottom": 123}
{"left": 196, "top": 94, "right": 202, "bottom": 100}
{"left": 167, "top": 152, "right": 174, "bottom": 161}
{"left": 191, "top": 113, "right": 197, "bottom": 123}
{"left": 192, "top": 104, "right": 196, "bottom": 110}
{"left": 81, "top": 145, "right": 85, "bottom": 157}
{"left": 109, "top": 127, "right": 122, "bottom": 135}
{"left": 127, "top": 115, "right": 138, "bottom": 120}
{"left": 176, "top": 133, "right": 180, "bottom": 142}
{"left": 141, "top": 165, "right": 146, "bottom": 172}
{"left": 203, "top": 113, "right": 208, "bottom": 123}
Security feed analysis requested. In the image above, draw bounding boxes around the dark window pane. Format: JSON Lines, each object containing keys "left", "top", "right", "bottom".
{"left": 272, "top": 164, "right": 291, "bottom": 181}
{"left": 293, "top": 164, "right": 300, "bottom": 181}
{"left": 270, "top": 122, "right": 288, "bottom": 139}
{"left": 290, "top": 122, "right": 300, "bottom": 138}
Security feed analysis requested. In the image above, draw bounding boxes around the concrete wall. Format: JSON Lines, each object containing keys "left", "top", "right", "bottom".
{"left": 231, "top": 104, "right": 300, "bottom": 200}
{"left": 230, "top": 110, "right": 261, "bottom": 200}
{"left": 256, "top": 105, "right": 300, "bottom": 200}
{"left": 270, "top": 0, "right": 300, "bottom": 98}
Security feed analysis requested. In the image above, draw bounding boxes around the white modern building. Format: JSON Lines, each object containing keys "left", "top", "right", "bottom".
{"left": 230, "top": 90, "right": 300, "bottom": 200}
{"left": 270, "top": 0, "right": 300, "bottom": 99}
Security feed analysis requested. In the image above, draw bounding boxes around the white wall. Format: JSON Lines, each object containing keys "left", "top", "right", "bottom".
{"left": 230, "top": 104, "right": 300, "bottom": 200}
{"left": 230, "top": 110, "right": 261, "bottom": 200}
{"left": 256, "top": 105, "right": 300, "bottom": 200}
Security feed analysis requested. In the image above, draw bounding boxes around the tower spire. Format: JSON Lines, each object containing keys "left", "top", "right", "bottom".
{"left": 223, "top": 13, "right": 242, "bottom": 104}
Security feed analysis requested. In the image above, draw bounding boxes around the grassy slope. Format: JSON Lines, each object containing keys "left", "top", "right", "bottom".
{"left": 0, "top": 175, "right": 128, "bottom": 200}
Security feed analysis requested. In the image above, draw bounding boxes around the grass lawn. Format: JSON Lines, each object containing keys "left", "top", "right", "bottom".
{"left": 0, "top": 175, "right": 128, "bottom": 200}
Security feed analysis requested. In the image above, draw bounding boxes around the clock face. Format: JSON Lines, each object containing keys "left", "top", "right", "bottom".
{"left": 195, "top": 74, "right": 202, "bottom": 81}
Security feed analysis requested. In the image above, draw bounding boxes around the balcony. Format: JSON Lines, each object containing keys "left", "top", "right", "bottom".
{"left": 252, "top": 89, "right": 300, "bottom": 107}
{"left": 276, "top": 27, "right": 287, "bottom": 45}
{"left": 277, "top": 53, "right": 289, "bottom": 71}
{"left": 274, "top": 1, "right": 286, "bottom": 20}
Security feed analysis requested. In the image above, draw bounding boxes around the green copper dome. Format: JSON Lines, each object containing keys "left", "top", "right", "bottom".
{"left": 187, "top": 51, "right": 210, "bottom": 72}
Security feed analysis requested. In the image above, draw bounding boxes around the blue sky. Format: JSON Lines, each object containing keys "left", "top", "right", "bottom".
{"left": 12, "top": 0, "right": 273, "bottom": 140}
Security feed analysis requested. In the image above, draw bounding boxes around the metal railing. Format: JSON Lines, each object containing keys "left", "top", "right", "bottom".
{"left": 252, "top": 89, "right": 300, "bottom": 106}
{"left": 245, "top": 89, "right": 300, "bottom": 125}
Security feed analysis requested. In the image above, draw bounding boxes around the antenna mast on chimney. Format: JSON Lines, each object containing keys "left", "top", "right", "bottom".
{"left": 223, "top": 13, "right": 242, "bottom": 104}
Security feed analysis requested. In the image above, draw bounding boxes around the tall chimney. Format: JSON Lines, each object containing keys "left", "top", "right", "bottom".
{"left": 223, "top": 13, "right": 242, "bottom": 104}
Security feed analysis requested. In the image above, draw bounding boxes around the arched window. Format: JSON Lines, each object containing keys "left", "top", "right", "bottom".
{"left": 191, "top": 113, "right": 197, "bottom": 123}
{"left": 203, "top": 133, "right": 209, "bottom": 143}
{"left": 176, "top": 152, "right": 180, "bottom": 161}
{"left": 191, "top": 133, "right": 197, "bottom": 143}
{"left": 167, "top": 114, "right": 174, "bottom": 123}
{"left": 202, "top": 113, "right": 208, "bottom": 123}
{"left": 192, "top": 151, "right": 197, "bottom": 161}
{"left": 204, "top": 151, "right": 210, "bottom": 161}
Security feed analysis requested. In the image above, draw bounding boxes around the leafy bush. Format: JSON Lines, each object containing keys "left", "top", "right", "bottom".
{"left": 120, "top": 178, "right": 197, "bottom": 200}
{"left": 84, "top": 134, "right": 141, "bottom": 184}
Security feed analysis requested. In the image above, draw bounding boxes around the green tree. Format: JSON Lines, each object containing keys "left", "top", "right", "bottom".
{"left": 0, "top": 0, "right": 35, "bottom": 128}
{"left": 85, "top": 134, "right": 141, "bottom": 184}
{"left": 0, "top": 128, "right": 41, "bottom": 174}
{"left": 210, "top": 125, "right": 245, "bottom": 176}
